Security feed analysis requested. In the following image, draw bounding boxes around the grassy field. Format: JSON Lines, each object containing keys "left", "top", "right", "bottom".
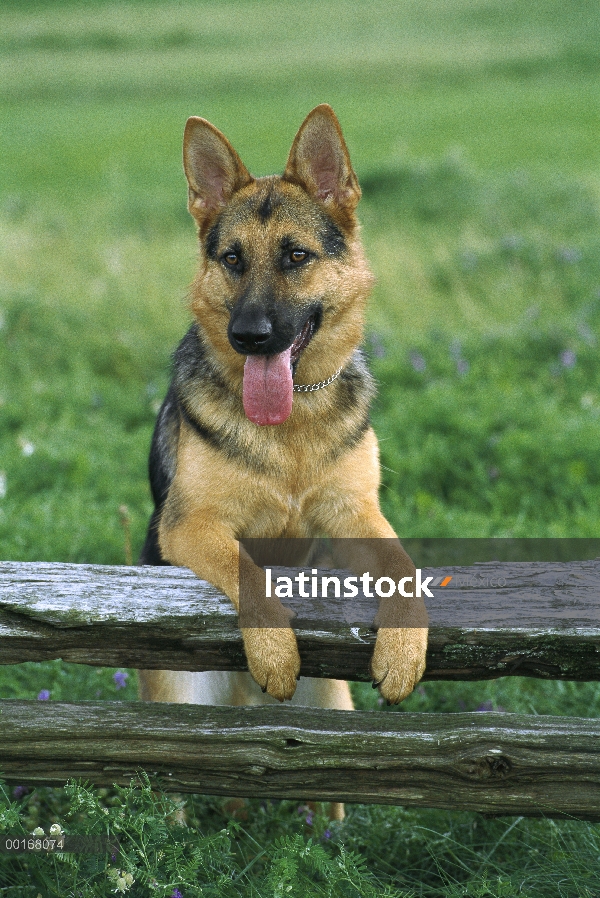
{"left": 1, "top": 0, "right": 600, "bottom": 894}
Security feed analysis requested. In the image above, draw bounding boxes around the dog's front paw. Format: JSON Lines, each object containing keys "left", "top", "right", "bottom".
{"left": 371, "top": 627, "right": 428, "bottom": 705}
{"left": 241, "top": 627, "right": 301, "bottom": 701}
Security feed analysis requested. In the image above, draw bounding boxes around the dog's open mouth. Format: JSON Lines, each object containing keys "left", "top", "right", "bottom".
{"left": 242, "top": 315, "right": 316, "bottom": 426}
{"left": 290, "top": 316, "right": 315, "bottom": 369}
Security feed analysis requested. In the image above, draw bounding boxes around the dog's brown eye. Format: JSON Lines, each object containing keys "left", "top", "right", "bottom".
{"left": 290, "top": 250, "right": 307, "bottom": 264}
{"left": 224, "top": 252, "right": 239, "bottom": 267}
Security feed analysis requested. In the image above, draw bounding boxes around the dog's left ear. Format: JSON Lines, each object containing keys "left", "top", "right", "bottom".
{"left": 283, "top": 105, "right": 361, "bottom": 214}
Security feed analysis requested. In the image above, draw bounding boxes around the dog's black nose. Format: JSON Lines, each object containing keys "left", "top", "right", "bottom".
{"left": 230, "top": 318, "right": 273, "bottom": 353}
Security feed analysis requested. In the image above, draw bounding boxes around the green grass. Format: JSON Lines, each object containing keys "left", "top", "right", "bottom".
{"left": 1, "top": 0, "right": 600, "bottom": 894}
{"left": 1, "top": 0, "right": 600, "bottom": 192}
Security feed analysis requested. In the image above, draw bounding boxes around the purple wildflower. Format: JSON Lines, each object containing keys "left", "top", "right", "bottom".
{"left": 305, "top": 813, "right": 313, "bottom": 826}
{"left": 170, "top": 889, "right": 183, "bottom": 898}
{"left": 323, "top": 829, "right": 332, "bottom": 840}
{"left": 409, "top": 351, "right": 426, "bottom": 372}
{"left": 12, "top": 786, "right": 28, "bottom": 799}
{"left": 577, "top": 323, "right": 596, "bottom": 346}
{"left": 461, "top": 250, "right": 478, "bottom": 270}
{"left": 369, "top": 333, "right": 386, "bottom": 358}
{"left": 501, "top": 235, "right": 523, "bottom": 252}
{"left": 37, "top": 689, "right": 50, "bottom": 701}
{"left": 560, "top": 350, "right": 576, "bottom": 369}
{"left": 476, "top": 701, "right": 494, "bottom": 712}
{"left": 449, "top": 339, "right": 462, "bottom": 360}
{"left": 476, "top": 700, "right": 506, "bottom": 712}
{"left": 556, "top": 247, "right": 582, "bottom": 264}
{"left": 113, "top": 671, "right": 128, "bottom": 690}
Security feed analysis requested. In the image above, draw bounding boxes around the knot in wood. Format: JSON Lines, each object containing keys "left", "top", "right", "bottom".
{"left": 467, "top": 754, "right": 512, "bottom": 780}
{"left": 482, "top": 754, "right": 512, "bottom": 778}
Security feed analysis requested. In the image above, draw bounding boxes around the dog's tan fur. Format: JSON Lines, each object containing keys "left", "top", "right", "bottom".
{"left": 138, "top": 108, "right": 428, "bottom": 818}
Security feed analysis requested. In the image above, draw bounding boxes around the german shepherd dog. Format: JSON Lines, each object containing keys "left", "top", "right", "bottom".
{"left": 138, "top": 106, "right": 428, "bottom": 762}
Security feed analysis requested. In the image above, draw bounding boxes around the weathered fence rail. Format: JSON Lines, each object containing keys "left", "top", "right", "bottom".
{"left": 1, "top": 561, "right": 599, "bottom": 680}
{"left": 0, "top": 701, "right": 599, "bottom": 818}
{"left": 1, "top": 560, "right": 599, "bottom": 818}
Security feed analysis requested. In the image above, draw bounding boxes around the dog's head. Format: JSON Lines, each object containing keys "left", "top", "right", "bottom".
{"left": 183, "top": 105, "right": 374, "bottom": 426}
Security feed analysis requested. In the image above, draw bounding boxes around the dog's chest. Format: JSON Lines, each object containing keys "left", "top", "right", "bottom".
{"left": 238, "top": 477, "right": 327, "bottom": 539}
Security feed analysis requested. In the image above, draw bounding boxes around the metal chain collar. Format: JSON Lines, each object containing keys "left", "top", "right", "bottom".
{"left": 293, "top": 366, "right": 343, "bottom": 393}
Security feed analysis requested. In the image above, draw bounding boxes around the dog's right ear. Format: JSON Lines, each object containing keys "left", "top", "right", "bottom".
{"left": 183, "top": 118, "right": 253, "bottom": 226}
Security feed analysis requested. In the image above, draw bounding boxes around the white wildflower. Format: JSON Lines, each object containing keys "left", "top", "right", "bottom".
{"left": 106, "top": 867, "right": 134, "bottom": 893}
{"left": 18, "top": 437, "right": 35, "bottom": 457}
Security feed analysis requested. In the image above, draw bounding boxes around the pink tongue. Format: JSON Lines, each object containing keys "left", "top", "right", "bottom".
{"left": 243, "top": 349, "right": 293, "bottom": 425}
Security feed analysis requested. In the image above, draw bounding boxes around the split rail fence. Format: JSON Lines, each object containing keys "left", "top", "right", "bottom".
{"left": 0, "top": 559, "right": 599, "bottom": 819}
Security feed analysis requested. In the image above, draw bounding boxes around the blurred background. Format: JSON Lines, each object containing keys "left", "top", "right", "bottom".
{"left": 1, "top": 0, "right": 600, "bottom": 559}
{"left": 1, "top": 3, "right": 600, "bottom": 894}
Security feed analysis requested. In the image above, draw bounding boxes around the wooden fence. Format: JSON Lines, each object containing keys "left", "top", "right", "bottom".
{"left": 1, "top": 559, "right": 599, "bottom": 819}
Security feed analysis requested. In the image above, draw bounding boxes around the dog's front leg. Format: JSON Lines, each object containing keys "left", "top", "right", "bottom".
{"left": 327, "top": 510, "right": 428, "bottom": 705}
{"left": 159, "top": 514, "right": 300, "bottom": 701}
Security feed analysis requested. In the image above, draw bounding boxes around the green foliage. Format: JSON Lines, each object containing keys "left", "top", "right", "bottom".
{"left": 352, "top": 677, "right": 600, "bottom": 719}
{"left": 358, "top": 156, "right": 600, "bottom": 537}
{"left": 341, "top": 806, "right": 600, "bottom": 897}
{"left": 1, "top": 779, "right": 599, "bottom": 896}
{"left": 262, "top": 834, "right": 409, "bottom": 897}
{"left": 2, "top": 0, "right": 600, "bottom": 187}
{"left": 373, "top": 320, "right": 600, "bottom": 536}
{"left": 0, "top": 659, "right": 137, "bottom": 702}
{"left": 0, "top": 777, "right": 413, "bottom": 896}
{"left": 0, "top": 775, "right": 240, "bottom": 896}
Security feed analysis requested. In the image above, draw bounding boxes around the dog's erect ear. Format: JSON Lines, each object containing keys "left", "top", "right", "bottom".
{"left": 183, "top": 117, "right": 253, "bottom": 225}
{"left": 283, "top": 105, "right": 361, "bottom": 214}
